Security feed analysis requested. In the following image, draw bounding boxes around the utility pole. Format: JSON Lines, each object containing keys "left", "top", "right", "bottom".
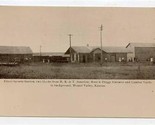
{"left": 40, "top": 45, "right": 42, "bottom": 62}
{"left": 68, "top": 34, "right": 72, "bottom": 63}
{"left": 99, "top": 24, "right": 103, "bottom": 65}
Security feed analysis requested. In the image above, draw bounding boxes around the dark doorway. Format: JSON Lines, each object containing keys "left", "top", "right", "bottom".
{"left": 110, "top": 56, "right": 116, "bottom": 62}
{"left": 83, "top": 55, "right": 86, "bottom": 63}
{"left": 95, "top": 53, "right": 101, "bottom": 62}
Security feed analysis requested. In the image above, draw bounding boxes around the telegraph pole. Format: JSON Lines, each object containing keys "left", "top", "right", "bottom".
{"left": 68, "top": 34, "right": 72, "bottom": 62}
{"left": 40, "top": 45, "right": 42, "bottom": 62}
{"left": 99, "top": 24, "right": 103, "bottom": 65}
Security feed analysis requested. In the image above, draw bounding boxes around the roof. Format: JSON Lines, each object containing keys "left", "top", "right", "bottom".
{"left": 0, "top": 46, "right": 33, "bottom": 54}
{"left": 93, "top": 46, "right": 132, "bottom": 53}
{"left": 66, "top": 46, "right": 132, "bottom": 54}
{"left": 126, "top": 43, "right": 155, "bottom": 48}
{"left": 71, "top": 46, "right": 93, "bottom": 53}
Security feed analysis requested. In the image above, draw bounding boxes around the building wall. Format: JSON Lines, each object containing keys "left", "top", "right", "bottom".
{"left": 127, "top": 52, "right": 134, "bottom": 62}
{"left": 69, "top": 49, "right": 77, "bottom": 63}
{"left": 126, "top": 44, "right": 135, "bottom": 62}
{"left": 33, "top": 56, "right": 41, "bottom": 62}
{"left": 0, "top": 54, "right": 32, "bottom": 62}
{"left": 91, "top": 49, "right": 127, "bottom": 62}
{"left": 68, "top": 52, "right": 93, "bottom": 63}
{"left": 126, "top": 44, "right": 155, "bottom": 62}
{"left": 135, "top": 47, "right": 155, "bottom": 62}
{"left": 33, "top": 56, "right": 49, "bottom": 62}
{"left": 75, "top": 53, "right": 91, "bottom": 63}
{"left": 71, "top": 52, "right": 77, "bottom": 62}
{"left": 115, "top": 53, "right": 127, "bottom": 62}
{"left": 91, "top": 49, "right": 109, "bottom": 62}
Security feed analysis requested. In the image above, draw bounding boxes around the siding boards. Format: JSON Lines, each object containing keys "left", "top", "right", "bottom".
{"left": 0, "top": 54, "right": 32, "bottom": 62}
{"left": 135, "top": 47, "right": 155, "bottom": 61}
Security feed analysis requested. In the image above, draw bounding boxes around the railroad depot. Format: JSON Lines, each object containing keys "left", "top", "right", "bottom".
{"left": 65, "top": 46, "right": 131, "bottom": 63}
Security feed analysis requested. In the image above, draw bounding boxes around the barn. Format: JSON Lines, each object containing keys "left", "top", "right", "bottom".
{"left": 126, "top": 43, "right": 155, "bottom": 62}
{"left": 0, "top": 46, "right": 33, "bottom": 63}
{"left": 65, "top": 46, "right": 130, "bottom": 63}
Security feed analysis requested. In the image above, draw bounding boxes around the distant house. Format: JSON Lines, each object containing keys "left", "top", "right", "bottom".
{"left": 33, "top": 52, "right": 70, "bottom": 63}
{"left": 65, "top": 46, "right": 131, "bottom": 63}
{"left": 0, "top": 46, "right": 33, "bottom": 63}
{"left": 126, "top": 43, "right": 155, "bottom": 62}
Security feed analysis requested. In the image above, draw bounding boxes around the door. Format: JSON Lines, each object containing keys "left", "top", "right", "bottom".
{"left": 110, "top": 56, "right": 115, "bottom": 62}
{"left": 83, "top": 55, "right": 86, "bottom": 63}
{"left": 95, "top": 53, "right": 101, "bottom": 62}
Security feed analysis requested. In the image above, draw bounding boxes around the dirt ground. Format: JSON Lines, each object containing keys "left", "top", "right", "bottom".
{"left": 0, "top": 62, "right": 155, "bottom": 79}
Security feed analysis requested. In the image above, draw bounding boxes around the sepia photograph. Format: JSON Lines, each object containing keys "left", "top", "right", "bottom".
{"left": 0, "top": 3, "right": 155, "bottom": 119}
{"left": 0, "top": 6, "right": 155, "bottom": 79}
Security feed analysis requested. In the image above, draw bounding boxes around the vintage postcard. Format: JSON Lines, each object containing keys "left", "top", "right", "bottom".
{"left": 0, "top": 6, "right": 155, "bottom": 117}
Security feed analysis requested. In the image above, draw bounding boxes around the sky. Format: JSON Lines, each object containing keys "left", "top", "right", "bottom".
{"left": 0, "top": 7, "right": 155, "bottom": 52}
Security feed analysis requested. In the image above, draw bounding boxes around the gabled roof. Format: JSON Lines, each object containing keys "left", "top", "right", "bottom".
{"left": 65, "top": 46, "right": 94, "bottom": 54}
{"left": 103, "top": 47, "right": 131, "bottom": 53}
{"left": 71, "top": 46, "right": 93, "bottom": 53}
{"left": 126, "top": 43, "right": 155, "bottom": 48}
{"left": 0, "top": 46, "right": 33, "bottom": 54}
{"left": 65, "top": 46, "right": 131, "bottom": 54}
{"left": 92, "top": 46, "right": 132, "bottom": 53}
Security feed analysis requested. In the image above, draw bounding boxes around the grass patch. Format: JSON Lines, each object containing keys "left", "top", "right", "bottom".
{"left": 0, "top": 62, "right": 155, "bottom": 79}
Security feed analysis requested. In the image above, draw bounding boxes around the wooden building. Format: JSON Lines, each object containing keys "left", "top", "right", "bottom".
{"left": 65, "top": 46, "right": 92, "bottom": 63}
{"left": 126, "top": 43, "right": 155, "bottom": 62}
{"left": 91, "top": 47, "right": 130, "bottom": 62}
{"left": 65, "top": 46, "right": 130, "bottom": 63}
{"left": 0, "top": 46, "right": 33, "bottom": 63}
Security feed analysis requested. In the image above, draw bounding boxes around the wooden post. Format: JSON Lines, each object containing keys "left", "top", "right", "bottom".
{"left": 99, "top": 25, "right": 103, "bottom": 66}
{"left": 69, "top": 34, "right": 72, "bottom": 63}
